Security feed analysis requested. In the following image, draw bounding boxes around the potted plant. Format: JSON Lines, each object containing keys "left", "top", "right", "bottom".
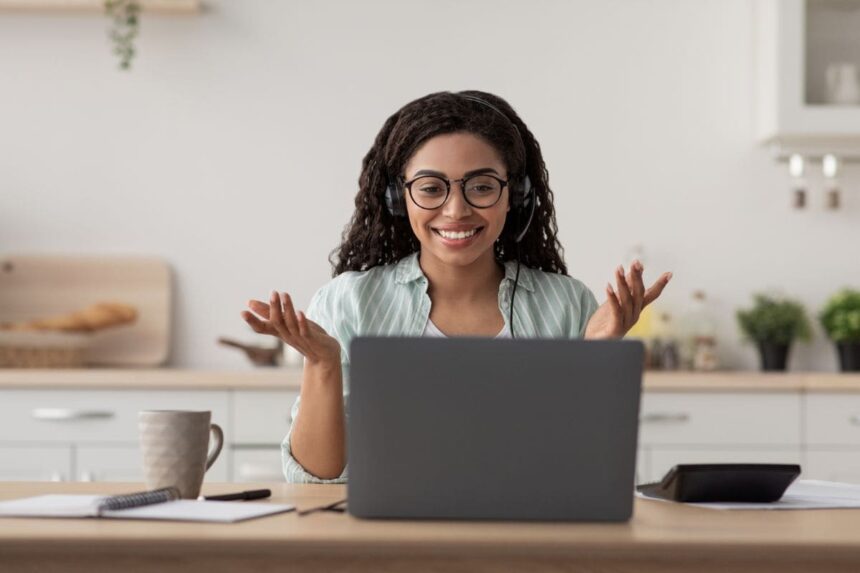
{"left": 819, "top": 289, "right": 860, "bottom": 372}
{"left": 737, "top": 294, "right": 811, "bottom": 371}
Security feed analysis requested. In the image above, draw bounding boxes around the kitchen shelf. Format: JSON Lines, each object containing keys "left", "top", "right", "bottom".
{"left": 0, "top": 0, "right": 201, "bottom": 13}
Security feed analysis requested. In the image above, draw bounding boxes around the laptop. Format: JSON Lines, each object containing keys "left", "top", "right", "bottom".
{"left": 347, "top": 337, "right": 644, "bottom": 521}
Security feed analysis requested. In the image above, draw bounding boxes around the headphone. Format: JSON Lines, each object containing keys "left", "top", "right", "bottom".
{"left": 383, "top": 94, "right": 536, "bottom": 244}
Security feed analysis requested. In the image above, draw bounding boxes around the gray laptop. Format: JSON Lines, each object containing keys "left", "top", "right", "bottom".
{"left": 347, "top": 337, "right": 644, "bottom": 521}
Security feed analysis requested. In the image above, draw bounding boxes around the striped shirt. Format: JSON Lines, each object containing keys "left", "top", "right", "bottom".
{"left": 281, "top": 251, "right": 600, "bottom": 484}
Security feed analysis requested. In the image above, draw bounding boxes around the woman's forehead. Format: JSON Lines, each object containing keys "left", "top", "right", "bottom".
{"left": 404, "top": 132, "right": 506, "bottom": 177}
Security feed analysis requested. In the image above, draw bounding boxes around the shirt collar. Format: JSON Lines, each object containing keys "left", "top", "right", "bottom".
{"left": 394, "top": 252, "right": 535, "bottom": 293}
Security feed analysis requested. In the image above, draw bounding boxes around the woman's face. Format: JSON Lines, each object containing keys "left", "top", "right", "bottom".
{"left": 402, "top": 132, "right": 510, "bottom": 268}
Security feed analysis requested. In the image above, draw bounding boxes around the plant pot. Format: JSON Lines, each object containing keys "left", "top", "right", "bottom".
{"left": 758, "top": 341, "right": 791, "bottom": 371}
{"left": 836, "top": 342, "right": 860, "bottom": 372}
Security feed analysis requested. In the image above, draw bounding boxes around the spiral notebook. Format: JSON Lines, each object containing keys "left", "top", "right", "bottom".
{"left": 0, "top": 489, "right": 295, "bottom": 523}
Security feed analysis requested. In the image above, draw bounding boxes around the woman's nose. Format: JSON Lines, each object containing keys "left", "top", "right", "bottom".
{"left": 442, "top": 185, "right": 472, "bottom": 218}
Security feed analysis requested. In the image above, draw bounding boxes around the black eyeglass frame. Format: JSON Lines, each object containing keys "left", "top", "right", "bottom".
{"left": 401, "top": 174, "right": 510, "bottom": 210}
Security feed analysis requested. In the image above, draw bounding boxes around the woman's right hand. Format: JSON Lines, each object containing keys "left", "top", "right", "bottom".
{"left": 242, "top": 291, "right": 341, "bottom": 367}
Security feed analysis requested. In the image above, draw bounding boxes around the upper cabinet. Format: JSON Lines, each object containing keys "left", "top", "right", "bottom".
{"left": 756, "top": 0, "right": 860, "bottom": 157}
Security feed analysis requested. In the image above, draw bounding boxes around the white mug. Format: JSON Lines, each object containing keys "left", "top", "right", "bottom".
{"left": 138, "top": 410, "right": 224, "bottom": 499}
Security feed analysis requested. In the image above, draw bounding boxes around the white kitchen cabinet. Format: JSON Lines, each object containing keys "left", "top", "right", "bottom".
{"left": 0, "top": 390, "right": 230, "bottom": 443}
{"left": 640, "top": 393, "right": 802, "bottom": 446}
{"left": 0, "top": 444, "right": 72, "bottom": 482}
{"left": 233, "top": 390, "right": 298, "bottom": 445}
{"left": 638, "top": 392, "right": 802, "bottom": 484}
{"left": 232, "top": 447, "right": 284, "bottom": 483}
{"left": 755, "top": 0, "right": 860, "bottom": 155}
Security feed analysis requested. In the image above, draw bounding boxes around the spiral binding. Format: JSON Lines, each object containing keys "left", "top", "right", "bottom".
{"left": 97, "top": 486, "right": 180, "bottom": 513}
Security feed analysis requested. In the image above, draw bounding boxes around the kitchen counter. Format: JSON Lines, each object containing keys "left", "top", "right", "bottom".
{"left": 0, "top": 369, "right": 859, "bottom": 391}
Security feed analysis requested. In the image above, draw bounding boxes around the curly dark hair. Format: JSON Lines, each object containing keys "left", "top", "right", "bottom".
{"left": 329, "top": 90, "right": 568, "bottom": 277}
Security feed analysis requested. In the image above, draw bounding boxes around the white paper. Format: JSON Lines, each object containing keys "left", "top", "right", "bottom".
{"left": 0, "top": 494, "right": 103, "bottom": 517}
{"left": 0, "top": 494, "right": 294, "bottom": 522}
{"left": 636, "top": 479, "right": 860, "bottom": 510}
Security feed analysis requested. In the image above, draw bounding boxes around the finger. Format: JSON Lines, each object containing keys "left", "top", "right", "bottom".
{"left": 297, "top": 311, "right": 309, "bottom": 337}
{"left": 241, "top": 310, "right": 274, "bottom": 335}
{"left": 629, "top": 260, "right": 646, "bottom": 319}
{"left": 247, "top": 299, "right": 270, "bottom": 319}
{"left": 268, "top": 290, "right": 291, "bottom": 339}
{"left": 643, "top": 272, "right": 673, "bottom": 306}
{"left": 280, "top": 292, "right": 301, "bottom": 336}
{"left": 615, "top": 265, "right": 633, "bottom": 327}
{"left": 605, "top": 283, "right": 623, "bottom": 318}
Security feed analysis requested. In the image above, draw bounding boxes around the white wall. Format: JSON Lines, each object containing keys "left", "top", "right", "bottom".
{"left": 2, "top": 0, "right": 858, "bottom": 370}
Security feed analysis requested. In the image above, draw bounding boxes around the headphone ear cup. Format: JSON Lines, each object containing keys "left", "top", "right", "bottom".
{"left": 385, "top": 181, "right": 406, "bottom": 217}
{"left": 510, "top": 175, "right": 532, "bottom": 209}
{"left": 520, "top": 175, "right": 533, "bottom": 209}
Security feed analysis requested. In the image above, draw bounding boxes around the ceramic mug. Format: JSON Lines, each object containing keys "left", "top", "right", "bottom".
{"left": 138, "top": 410, "right": 224, "bottom": 499}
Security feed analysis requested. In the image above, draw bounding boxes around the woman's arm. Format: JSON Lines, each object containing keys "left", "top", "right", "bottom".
{"left": 289, "top": 358, "right": 347, "bottom": 479}
{"left": 243, "top": 290, "right": 347, "bottom": 481}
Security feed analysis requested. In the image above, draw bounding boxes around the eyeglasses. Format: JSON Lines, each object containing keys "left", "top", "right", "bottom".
{"left": 402, "top": 174, "right": 509, "bottom": 210}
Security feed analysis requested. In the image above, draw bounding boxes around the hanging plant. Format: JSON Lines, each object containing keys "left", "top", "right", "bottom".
{"left": 105, "top": 0, "right": 141, "bottom": 70}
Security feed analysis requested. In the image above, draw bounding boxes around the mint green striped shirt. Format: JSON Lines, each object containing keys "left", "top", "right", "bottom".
{"left": 281, "top": 251, "right": 599, "bottom": 484}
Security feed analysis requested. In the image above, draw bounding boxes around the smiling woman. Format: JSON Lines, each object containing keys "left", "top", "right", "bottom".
{"left": 241, "top": 91, "right": 672, "bottom": 483}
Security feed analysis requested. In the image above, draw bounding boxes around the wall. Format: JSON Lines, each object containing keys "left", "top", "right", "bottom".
{"left": 2, "top": 0, "right": 858, "bottom": 370}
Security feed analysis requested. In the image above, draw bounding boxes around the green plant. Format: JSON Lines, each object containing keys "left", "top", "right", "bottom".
{"left": 105, "top": 0, "right": 141, "bottom": 70}
{"left": 820, "top": 289, "right": 860, "bottom": 342}
{"left": 736, "top": 294, "right": 811, "bottom": 344}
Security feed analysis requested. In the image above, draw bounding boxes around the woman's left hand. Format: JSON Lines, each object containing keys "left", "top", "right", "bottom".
{"left": 584, "top": 260, "right": 672, "bottom": 340}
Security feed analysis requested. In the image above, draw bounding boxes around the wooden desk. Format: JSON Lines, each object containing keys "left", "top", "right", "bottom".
{"left": 2, "top": 481, "right": 860, "bottom": 572}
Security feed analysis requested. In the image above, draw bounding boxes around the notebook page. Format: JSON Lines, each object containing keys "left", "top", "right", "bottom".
{"left": 100, "top": 499, "right": 295, "bottom": 522}
{"left": 0, "top": 494, "right": 103, "bottom": 517}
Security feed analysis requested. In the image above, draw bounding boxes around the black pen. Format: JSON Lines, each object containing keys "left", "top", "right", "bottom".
{"left": 199, "top": 488, "right": 272, "bottom": 501}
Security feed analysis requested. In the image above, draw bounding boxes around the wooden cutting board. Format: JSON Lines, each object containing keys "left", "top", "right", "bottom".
{"left": 0, "top": 255, "right": 171, "bottom": 366}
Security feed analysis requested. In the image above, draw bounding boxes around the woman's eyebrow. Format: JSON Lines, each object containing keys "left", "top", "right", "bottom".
{"left": 410, "top": 167, "right": 501, "bottom": 178}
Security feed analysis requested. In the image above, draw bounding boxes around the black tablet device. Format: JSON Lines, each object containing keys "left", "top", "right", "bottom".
{"left": 636, "top": 463, "right": 801, "bottom": 503}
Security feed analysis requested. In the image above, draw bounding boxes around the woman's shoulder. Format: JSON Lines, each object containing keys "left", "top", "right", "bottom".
{"left": 309, "top": 256, "right": 410, "bottom": 309}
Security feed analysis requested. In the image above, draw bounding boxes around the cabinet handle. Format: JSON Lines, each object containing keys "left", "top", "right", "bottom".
{"left": 640, "top": 412, "right": 690, "bottom": 424}
{"left": 31, "top": 408, "right": 115, "bottom": 421}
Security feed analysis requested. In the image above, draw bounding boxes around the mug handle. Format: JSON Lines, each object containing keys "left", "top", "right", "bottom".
{"left": 205, "top": 423, "right": 224, "bottom": 471}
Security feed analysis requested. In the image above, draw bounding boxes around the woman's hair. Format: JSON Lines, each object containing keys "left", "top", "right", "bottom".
{"left": 329, "top": 90, "right": 568, "bottom": 277}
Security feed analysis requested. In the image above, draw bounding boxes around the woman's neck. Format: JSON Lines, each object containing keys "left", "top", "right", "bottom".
{"left": 419, "top": 250, "right": 505, "bottom": 304}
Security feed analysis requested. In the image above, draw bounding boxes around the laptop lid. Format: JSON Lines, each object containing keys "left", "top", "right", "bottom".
{"left": 347, "top": 337, "right": 644, "bottom": 521}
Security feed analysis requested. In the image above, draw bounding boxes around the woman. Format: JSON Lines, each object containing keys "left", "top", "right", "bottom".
{"left": 242, "top": 91, "right": 672, "bottom": 483}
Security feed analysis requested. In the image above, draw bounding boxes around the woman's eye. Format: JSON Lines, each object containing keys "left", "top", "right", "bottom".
{"left": 418, "top": 186, "right": 443, "bottom": 194}
{"left": 470, "top": 185, "right": 493, "bottom": 193}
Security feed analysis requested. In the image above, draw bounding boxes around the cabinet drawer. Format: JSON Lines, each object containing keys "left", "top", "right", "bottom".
{"left": 805, "top": 394, "right": 860, "bottom": 446}
{"left": 0, "top": 390, "right": 229, "bottom": 443}
{"left": 639, "top": 392, "right": 801, "bottom": 446}
{"left": 233, "top": 390, "right": 298, "bottom": 445}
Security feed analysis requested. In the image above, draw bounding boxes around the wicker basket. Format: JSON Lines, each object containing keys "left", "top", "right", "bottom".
{"left": 0, "top": 331, "right": 91, "bottom": 368}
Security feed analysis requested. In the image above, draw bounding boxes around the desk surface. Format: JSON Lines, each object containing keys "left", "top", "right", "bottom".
{"left": 2, "top": 481, "right": 860, "bottom": 573}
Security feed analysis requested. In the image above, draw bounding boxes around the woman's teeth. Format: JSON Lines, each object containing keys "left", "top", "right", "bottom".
{"left": 435, "top": 228, "right": 480, "bottom": 240}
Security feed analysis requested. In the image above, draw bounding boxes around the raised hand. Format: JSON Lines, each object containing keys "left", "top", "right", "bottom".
{"left": 584, "top": 260, "right": 672, "bottom": 340}
{"left": 241, "top": 291, "right": 341, "bottom": 366}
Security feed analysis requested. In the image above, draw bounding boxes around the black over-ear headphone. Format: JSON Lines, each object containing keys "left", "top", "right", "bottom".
{"left": 383, "top": 94, "right": 536, "bottom": 244}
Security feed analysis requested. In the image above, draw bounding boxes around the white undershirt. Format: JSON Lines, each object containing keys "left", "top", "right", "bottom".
{"left": 422, "top": 318, "right": 511, "bottom": 339}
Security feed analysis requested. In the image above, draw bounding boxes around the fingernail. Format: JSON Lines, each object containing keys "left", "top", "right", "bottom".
{"left": 666, "top": 272, "right": 673, "bottom": 281}
{"left": 270, "top": 290, "right": 277, "bottom": 299}
{"left": 617, "top": 265, "right": 624, "bottom": 274}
